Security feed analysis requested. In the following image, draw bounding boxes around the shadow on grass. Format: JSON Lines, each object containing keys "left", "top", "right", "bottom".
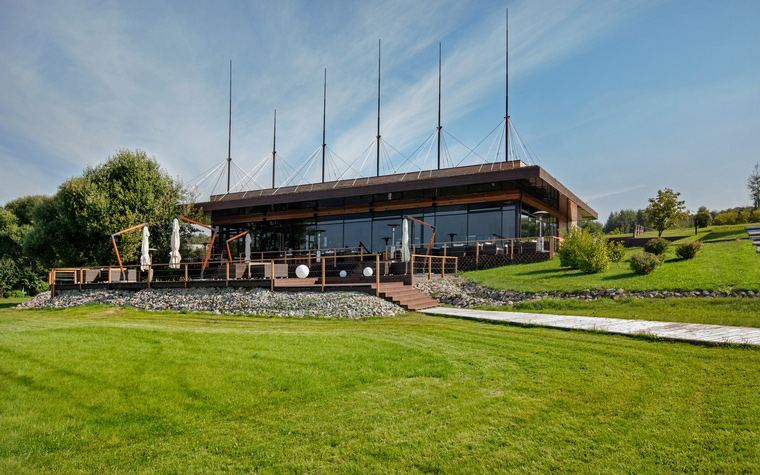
{"left": 601, "top": 272, "right": 640, "bottom": 281}
{"left": 701, "top": 230, "right": 749, "bottom": 242}
{"left": 513, "top": 268, "right": 575, "bottom": 278}
{"left": 0, "top": 301, "right": 20, "bottom": 309}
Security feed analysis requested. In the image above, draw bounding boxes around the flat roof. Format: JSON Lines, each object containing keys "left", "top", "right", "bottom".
{"left": 196, "top": 161, "right": 597, "bottom": 219}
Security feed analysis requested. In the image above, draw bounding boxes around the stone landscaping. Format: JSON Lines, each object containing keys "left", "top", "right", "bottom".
{"left": 415, "top": 276, "right": 759, "bottom": 308}
{"left": 17, "top": 288, "right": 405, "bottom": 318}
{"left": 16, "top": 275, "right": 759, "bottom": 316}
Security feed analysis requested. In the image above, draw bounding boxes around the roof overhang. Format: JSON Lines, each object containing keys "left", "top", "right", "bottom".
{"left": 195, "top": 161, "right": 597, "bottom": 220}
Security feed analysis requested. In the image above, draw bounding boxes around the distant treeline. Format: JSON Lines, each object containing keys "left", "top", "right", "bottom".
{"left": 589, "top": 206, "right": 760, "bottom": 234}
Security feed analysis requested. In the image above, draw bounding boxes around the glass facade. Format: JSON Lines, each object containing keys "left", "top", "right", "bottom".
{"left": 520, "top": 203, "right": 557, "bottom": 238}
{"left": 238, "top": 201, "right": 538, "bottom": 253}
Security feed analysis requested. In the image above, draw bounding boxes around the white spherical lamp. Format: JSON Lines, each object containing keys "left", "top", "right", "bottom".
{"left": 295, "top": 265, "right": 310, "bottom": 278}
{"left": 339, "top": 270, "right": 347, "bottom": 278}
{"left": 363, "top": 267, "right": 373, "bottom": 277}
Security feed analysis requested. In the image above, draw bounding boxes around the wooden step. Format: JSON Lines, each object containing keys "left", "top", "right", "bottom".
{"left": 373, "top": 283, "right": 439, "bottom": 311}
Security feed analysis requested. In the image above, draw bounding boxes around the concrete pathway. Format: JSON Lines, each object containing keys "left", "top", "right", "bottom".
{"left": 419, "top": 307, "right": 760, "bottom": 346}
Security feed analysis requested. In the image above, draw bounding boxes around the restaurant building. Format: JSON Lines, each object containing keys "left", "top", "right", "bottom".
{"left": 196, "top": 159, "right": 597, "bottom": 256}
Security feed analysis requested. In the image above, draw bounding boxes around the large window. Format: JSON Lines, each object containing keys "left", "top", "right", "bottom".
{"left": 467, "top": 206, "right": 502, "bottom": 241}
{"left": 435, "top": 205, "right": 468, "bottom": 244}
{"left": 372, "top": 212, "right": 403, "bottom": 253}
{"left": 502, "top": 204, "right": 517, "bottom": 238}
{"left": 343, "top": 213, "right": 372, "bottom": 250}
{"left": 317, "top": 218, "right": 343, "bottom": 250}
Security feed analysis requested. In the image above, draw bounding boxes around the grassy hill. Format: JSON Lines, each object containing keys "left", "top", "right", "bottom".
{"left": 2, "top": 307, "right": 759, "bottom": 473}
{"left": 463, "top": 225, "right": 760, "bottom": 293}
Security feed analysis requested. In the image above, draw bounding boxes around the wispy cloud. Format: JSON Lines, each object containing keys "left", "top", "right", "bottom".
{"left": 0, "top": 0, "right": 665, "bottom": 203}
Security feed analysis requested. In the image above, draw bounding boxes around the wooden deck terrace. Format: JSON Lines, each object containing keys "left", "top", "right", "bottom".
{"left": 48, "top": 254, "right": 456, "bottom": 298}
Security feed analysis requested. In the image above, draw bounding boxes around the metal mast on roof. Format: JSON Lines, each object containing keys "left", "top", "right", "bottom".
{"left": 272, "top": 110, "right": 277, "bottom": 188}
{"left": 505, "top": 8, "right": 509, "bottom": 162}
{"left": 321, "top": 68, "right": 327, "bottom": 183}
{"left": 437, "top": 42, "right": 442, "bottom": 170}
{"left": 376, "top": 39, "right": 381, "bottom": 177}
{"left": 227, "top": 60, "right": 233, "bottom": 192}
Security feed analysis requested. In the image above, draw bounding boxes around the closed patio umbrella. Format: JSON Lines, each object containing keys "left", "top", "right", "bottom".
{"left": 140, "top": 225, "right": 151, "bottom": 271}
{"left": 169, "top": 218, "right": 181, "bottom": 269}
{"left": 244, "top": 232, "right": 251, "bottom": 263}
{"left": 401, "top": 218, "right": 410, "bottom": 263}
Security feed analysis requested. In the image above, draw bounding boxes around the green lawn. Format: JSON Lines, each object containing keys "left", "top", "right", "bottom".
{"left": 605, "top": 222, "right": 760, "bottom": 241}
{"left": 464, "top": 225, "right": 760, "bottom": 293}
{"left": 2, "top": 306, "right": 760, "bottom": 474}
{"left": 479, "top": 297, "right": 760, "bottom": 328}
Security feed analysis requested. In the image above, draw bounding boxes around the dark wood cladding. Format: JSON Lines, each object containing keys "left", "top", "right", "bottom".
{"left": 195, "top": 161, "right": 597, "bottom": 220}
{"left": 536, "top": 168, "right": 596, "bottom": 219}
{"left": 213, "top": 190, "right": 523, "bottom": 226}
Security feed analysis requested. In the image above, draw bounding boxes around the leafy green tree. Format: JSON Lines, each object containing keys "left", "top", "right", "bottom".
{"left": 580, "top": 220, "right": 603, "bottom": 234}
{"left": 25, "top": 149, "right": 196, "bottom": 268}
{"left": 694, "top": 207, "right": 712, "bottom": 228}
{"left": 748, "top": 162, "right": 760, "bottom": 209}
{"left": 645, "top": 188, "right": 687, "bottom": 237}
{"left": 4, "top": 195, "right": 49, "bottom": 226}
{"left": 0, "top": 208, "right": 24, "bottom": 260}
{"left": 0, "top": 196, "right": 51, "bottom": 296}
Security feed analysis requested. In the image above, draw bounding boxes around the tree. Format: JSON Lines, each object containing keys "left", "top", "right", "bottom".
{"left": 645, "top": 188, "right": 687, "bottom": 237}
{"left": 580, "top": 220, "right": 603, "bottom": 234}
{"left": 694, "top": 206, "right": 712, "bottom": 234}
{"left": 4, "top": 195, "right": 49, "bottom": 226}
{"left": 0, "top": 196, "right": 51, "bottom": 296}
{"left": 24, "top": 149, "right": 196, "bottom": 268}
{"left": 748, "top": 163, "right": 760, "bottom": 209}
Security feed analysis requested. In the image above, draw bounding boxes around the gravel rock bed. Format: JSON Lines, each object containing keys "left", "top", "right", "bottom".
{"left": 415, "top": 276, "right": 759, "bottom": 308}
{"left": 16, "top": 288, "right": 405, "bottom": 318}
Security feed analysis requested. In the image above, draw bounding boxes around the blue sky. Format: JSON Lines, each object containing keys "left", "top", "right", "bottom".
{"left": 1, "top": 0, "right": 758, "bottom": 222}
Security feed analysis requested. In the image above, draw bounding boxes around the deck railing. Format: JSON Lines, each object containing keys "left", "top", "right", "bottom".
{"left": 386, "top": 236, "right": 563, "bottom": 268}
{"left": 48, "top": 252, "right": 461, "bottom": 297}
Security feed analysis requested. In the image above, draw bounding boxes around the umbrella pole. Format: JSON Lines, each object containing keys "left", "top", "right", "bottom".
{"left": 112, "top": 236, "right": 125, "bottom": 278}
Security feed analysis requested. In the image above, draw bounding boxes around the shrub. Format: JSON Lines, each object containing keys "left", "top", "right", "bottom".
{"left": 607, "top": 241, "right": 626, "bottom": 262}
{"left": 5, "top": 289, "right": 25, "bottom": 298}
{"left": 675, "top": 241, "right": 704, "bottom": 259}
{"left": 630, "top": 252, "right": 660, "bottom": 275}
{"left": 558, "top": 227, "right": 586, "bottom": 269}
{"left": 577, "top": 238, "right": 611, "bottom": 274}
{"left": 713, "top": 212, "right": 738, "bottom": 226}
{"left": 558, "top": 227, "right": 610, "bottom": 273}
{"left": 644, "top": 238, "right": 670, "bottom": 256}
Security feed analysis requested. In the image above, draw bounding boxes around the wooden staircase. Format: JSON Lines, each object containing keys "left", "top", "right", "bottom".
{"left": 371, "top": 282, "right": 439, "bottom": 311}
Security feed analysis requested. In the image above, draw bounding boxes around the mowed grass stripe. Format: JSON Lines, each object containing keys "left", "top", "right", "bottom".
{"left": 1, "top": 308, "right": 759, "bottom": 473}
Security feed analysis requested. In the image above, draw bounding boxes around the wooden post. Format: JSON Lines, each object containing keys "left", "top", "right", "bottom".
{"left": 225, "top": 261, "right": 229, "bottom": 287}
{"left": 428, "top": 256, "right": 432, "bottom": 280}
{"left": 475, "top": 242, "right": 480, "bottom": 267}
{"left": 270, "top": 260, "right": 275, "bottom": 291}
{"left": 184, "top": 264, "right": 189, "bottom": 285}
{"left": 147, "top": 265, "right": 151, "bottom": 288}
{"left": 510, "top": 239, "right": 514, "bottom": 259}
{"left": 441, "top": 257, "right": 445, "bottom": 278}
{"left": 410, "top": 255, "right": 415, "bottom": 288}
{"left": 549, "top": 237, "right": 555, "bottom": 259}
{"left": 454, "top": 257, "right": 458, "bottom": 274}
{"left": 321, "top": 257, "right": 326, "bottom": 292}
{"left": 375, "top": 254, "right": 380, "bottom": 296}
